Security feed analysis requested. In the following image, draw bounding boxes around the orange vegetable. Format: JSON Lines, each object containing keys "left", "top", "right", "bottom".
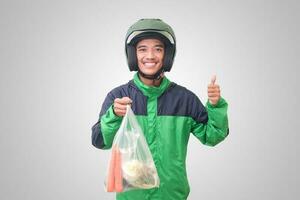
{"left": 106, "top": 146, "right": 116, "bottom": 192}
{"left": 114, "top": 146, "right": 123, "bottom": 192}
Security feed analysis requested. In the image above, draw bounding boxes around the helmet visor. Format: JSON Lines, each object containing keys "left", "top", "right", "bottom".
{"left": 126, "top": 30, "right": 175, "bottom": 45}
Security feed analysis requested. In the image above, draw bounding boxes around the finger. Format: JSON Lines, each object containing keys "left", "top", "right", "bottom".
{"left": 114, "top": 98, "right": 122, "bottom": 103}
{"left": 115, "top": 97, "right": 132, "bottom": 105}
{"left": 114, "top": 97, "right": 132, "bottom": 106}
{"left": 114, "top": 108, "right": 126, "bottom": 114}
{"left": 207, "top": 88, "right": 221, "bottom": 93}
{"left": 121, "top": 97, "right": 132, "bottom": 104}
{"left": 208, "top": 93, "right": 220, "bottom": 98}
{"left": 208, "top": 84, "right": 220, "bottom": 89}
{"left": 210, "top": 96, "right": 220, "bottom": 100}
{"left": 211, "top": 75, "right": 217, "bottom": 85}
{"left": 208, "top": 92, "right": 220, "bottom": 96}
{"left": 114, "top": 103, "right": 127, "bottom": 110}
{"left": 114, "top": 108, "right": 126, "bottom": 116}
{"left": 208, "top": 90, "right": 220, "bottom": 95}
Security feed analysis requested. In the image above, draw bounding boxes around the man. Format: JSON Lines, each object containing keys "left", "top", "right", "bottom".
{"left": 92, "top": 18, "right": 229, "bottom": 200}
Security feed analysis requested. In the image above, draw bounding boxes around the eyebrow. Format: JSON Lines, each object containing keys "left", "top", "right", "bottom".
{"left": 137, "top": 44, "right": 164, "bottom": 49}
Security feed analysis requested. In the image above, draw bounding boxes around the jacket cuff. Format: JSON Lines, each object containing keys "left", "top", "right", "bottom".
{"left": 206, "top": 97, "right": 227, "bottom": 108}
{"left": 100, "top": 105, "right": 123, "bottom": 149}
{"left": 205, "top": 97, "right": 229, "bottom": 135}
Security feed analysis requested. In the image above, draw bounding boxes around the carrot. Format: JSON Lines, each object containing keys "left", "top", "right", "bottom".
{"left": 114, "top": 146, "right": 123, "bottom": 192}
{"left": 106, "top": 145, "right": 116, "bottom": 192}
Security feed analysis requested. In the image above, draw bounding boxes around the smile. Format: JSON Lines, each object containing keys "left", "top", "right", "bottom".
{"left": 143, "top": 62, "right": 157, "bottom": 67}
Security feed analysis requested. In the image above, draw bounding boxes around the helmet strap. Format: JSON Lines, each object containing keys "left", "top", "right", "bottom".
{"left": 138, "top": 67, "right": 164, "bottom": 81}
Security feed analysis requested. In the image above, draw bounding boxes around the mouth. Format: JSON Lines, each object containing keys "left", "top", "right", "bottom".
{"left": 143, "top": 62, "right": 157, "bottom": 68}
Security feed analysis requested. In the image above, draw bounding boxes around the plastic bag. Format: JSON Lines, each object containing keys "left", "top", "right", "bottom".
{"left": 105, "top": 105, "right": 160, "bottom": 193}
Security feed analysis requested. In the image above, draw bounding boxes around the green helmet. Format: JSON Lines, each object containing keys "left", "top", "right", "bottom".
{"left": 125, "top": 19, "right": 176, "bottom": 77}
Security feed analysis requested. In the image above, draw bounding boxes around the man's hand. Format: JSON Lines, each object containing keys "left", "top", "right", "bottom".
{"left": 207, "top": 75, "right": 221, "bottom": 106}
{"left": 113, "top": 97, "right": 132, "bottom": 116}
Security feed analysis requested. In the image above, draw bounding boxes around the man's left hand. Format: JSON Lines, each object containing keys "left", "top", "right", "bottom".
{"left": 207, "top": 75, "right": 221, "bottom": 106}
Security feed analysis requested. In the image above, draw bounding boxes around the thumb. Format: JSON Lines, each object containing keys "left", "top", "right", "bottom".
{"left": 122, "top": 97, "right": 133, "bottom": 104}
{"left": 210, "top": 75, "right": 217, "bottom": 85}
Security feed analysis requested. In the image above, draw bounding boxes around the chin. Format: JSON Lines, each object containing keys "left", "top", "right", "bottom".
{"left": 140, "top": 66, "right": 163, "bottom": 74}
{"left": 141, "top": 70, "right": 158, "bottom": 75}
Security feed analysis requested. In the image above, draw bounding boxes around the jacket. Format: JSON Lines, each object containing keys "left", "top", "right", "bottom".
{"left": 92, "top": 73, "right": 229, "bottom": 200}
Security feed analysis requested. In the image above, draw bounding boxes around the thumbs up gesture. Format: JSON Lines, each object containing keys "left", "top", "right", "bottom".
{"left": 207, "top": 75, "right": 221, "bottom": 106}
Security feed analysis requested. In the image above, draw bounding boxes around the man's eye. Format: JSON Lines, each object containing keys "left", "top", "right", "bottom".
{"left": 156, "top": 48, "right": 163, "bottom": 52}
{"left": 138, "top": 48, "right": 146, "bottom": 52}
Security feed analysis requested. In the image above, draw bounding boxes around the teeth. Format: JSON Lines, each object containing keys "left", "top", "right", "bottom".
{"left": 144, "top": 63, "right": 156, "bottom": 67}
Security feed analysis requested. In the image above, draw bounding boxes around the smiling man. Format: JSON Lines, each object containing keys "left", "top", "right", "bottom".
{"left": 92, "top": 19, "right": 229, "bottom": 200}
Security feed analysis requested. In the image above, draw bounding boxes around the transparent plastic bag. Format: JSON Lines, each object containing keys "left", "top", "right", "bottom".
{"left": 105, "top": 105, "right": 160, "bottom": 193}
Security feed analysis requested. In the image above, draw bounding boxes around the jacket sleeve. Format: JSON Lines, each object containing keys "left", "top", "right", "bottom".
{"left": 191, "top": 97, "right": 229, "bottom": 147}
{"left": 91, "top": 92, "right": 122, "bottom": 150}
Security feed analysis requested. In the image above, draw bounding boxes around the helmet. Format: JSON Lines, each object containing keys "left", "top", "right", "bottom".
{"left": 125, "top": 19, "right": 176, "bottom": 79}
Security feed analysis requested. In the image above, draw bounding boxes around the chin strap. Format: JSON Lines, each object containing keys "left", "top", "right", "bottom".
{"left": 138, "top": 68, "right": 165, "bottom": 80}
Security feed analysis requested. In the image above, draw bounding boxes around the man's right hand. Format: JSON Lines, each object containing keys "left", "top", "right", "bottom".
{"left": 113, "top": 97, "right": 132, "bottom": 117}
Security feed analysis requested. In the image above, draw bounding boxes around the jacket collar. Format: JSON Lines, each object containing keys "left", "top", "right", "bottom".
{"left": 132, "top": 73, "right": 171, "bottom": 97}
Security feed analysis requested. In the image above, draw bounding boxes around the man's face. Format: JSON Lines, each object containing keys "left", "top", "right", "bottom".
{"left": 136, "top": 38, "right": 164, "bottom": 75}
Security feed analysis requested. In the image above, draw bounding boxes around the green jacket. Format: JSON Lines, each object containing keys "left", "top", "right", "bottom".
{"left": 92, "top": 73, "right": 229, "bottom": 200}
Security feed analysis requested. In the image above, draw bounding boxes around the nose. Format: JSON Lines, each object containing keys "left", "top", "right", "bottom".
{"left": 145, "top": 50, "right": 155, "bottom": 59}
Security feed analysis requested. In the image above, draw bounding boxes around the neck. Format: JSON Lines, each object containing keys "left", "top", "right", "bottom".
{"left": 138, "top": 73, "right": 164, "bottom": 87}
